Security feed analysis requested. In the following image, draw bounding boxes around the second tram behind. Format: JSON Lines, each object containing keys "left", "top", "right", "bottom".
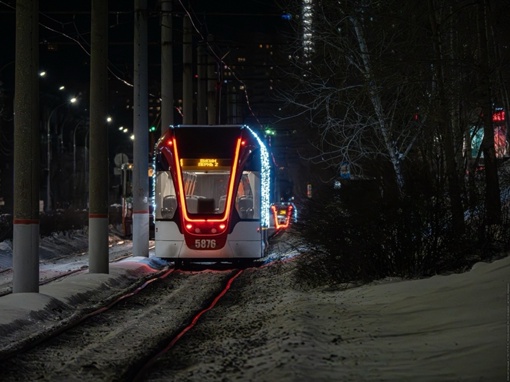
{"left": 153, "top": 125, "right": 271, "bottom": 264}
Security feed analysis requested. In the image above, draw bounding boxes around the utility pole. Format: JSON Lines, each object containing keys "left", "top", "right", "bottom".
{"left": 197, "top": 43, "right": 207, "bottom": 124}
{"left": 207, "top": 35, "right": 217, "bottom": 125}
{"left": 161, "top": 0, "right": 174, "bottom": 134}
{"left": 13, "top": 0, "right": 40, "bottom": 293}
{"left": 133, "top": 0, "right": 150, "bottom": 257}
{"left": 46, "top": 98, "right": 76, "bottom": 212}
{"left": 89, "top": 0, "right": 109, "bottom": 273}
{"left": 183, "top": 15, "right": 193, "bottom": 124}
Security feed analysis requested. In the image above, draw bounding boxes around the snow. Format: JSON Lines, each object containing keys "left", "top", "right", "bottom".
{"left": 286, "top": 259, "right": 508, "bottom": 380}
{"left": 0, "top": 232, "right": 508, "bottom": 380}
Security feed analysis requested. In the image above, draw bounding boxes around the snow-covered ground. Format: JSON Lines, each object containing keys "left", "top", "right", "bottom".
{"left": 0, "top": 229, "right": 138, "bottom": 296}
{"left": 0, "top": 231, "right": 508, "bottom": 381}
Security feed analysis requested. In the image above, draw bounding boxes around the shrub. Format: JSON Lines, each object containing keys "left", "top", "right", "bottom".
{"left": 293, "top": 180, "right": 510, "bottom": 288}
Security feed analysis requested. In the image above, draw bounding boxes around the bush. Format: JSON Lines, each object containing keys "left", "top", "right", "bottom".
{"left": 40, "top": 210, "right": 89, "bottom": 236}
{"left": 293, "top": 180, "right": 510, "bottom": 288}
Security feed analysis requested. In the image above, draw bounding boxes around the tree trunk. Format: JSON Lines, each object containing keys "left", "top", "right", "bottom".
{"left": 478, "top": 0, "right": 501, "bottom": 225}
{"left": 349, "top": 15, "right": 405, "bottom": 195}
{"left": 427, "top": 0, "right": 465, "bottom": 234}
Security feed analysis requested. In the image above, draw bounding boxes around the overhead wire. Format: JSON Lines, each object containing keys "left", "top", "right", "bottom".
{"left": 0, "top": 0, "right": 137, "bottom": 91}
{"left": 177, "top": 0, "right": 264, "bottom": 130}
{"left": 0, "top": 0, "right": 268, "bottom": 130}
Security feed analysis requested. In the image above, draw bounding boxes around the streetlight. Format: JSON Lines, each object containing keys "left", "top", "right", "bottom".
{"left": 46, "top": 97, "right": 77, "bottom": 212}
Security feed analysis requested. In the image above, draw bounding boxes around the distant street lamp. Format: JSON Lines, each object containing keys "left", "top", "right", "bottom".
{"left": 46, "top": 97, "right": 77, "bottom": 211}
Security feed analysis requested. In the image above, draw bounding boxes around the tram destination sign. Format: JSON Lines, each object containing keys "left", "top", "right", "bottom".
{"left": 181, "top": 158, "right": 231, "bottom": 169}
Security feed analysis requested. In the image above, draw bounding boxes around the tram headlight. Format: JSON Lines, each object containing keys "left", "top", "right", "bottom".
{"left": 184, "top": 221, "right": 226, "bottom": 234}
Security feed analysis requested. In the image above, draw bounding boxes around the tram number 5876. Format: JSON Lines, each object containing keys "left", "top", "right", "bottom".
{"left": 194, "top": 239, "right": 216, "bottom": 249}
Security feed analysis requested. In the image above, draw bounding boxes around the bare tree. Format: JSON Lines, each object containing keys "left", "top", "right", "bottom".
{"left": 279, "top": 0, "right": 510, "bottom": 235}
{"left": 477, "top": 0, "right": 501, "bottom": 225}
{"left": 279, "top": 0, "right": 432, "bottom": 197}
{"left": 427, "top": 0, "right": 465, "bottom": 233}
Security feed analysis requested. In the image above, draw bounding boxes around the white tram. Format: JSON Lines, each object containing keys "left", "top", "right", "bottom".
{"left": 153, "top": 125, "right": 272, "bottom": 265}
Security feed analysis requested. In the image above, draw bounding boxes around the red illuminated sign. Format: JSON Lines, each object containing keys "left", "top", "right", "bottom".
{"left": 493, "top": 110, "right": 506, "bottom": 122}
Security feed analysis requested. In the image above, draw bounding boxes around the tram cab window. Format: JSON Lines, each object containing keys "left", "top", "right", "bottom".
{"left": 182, "top": 172, "right": 230, "bottom": 215}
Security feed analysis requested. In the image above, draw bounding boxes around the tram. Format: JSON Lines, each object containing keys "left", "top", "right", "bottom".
{"left": 153, "top": 125, "right": 272, "bottom": 265}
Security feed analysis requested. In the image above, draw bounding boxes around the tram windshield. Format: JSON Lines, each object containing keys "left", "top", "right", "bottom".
{"left": 179, "top": 158, "right": 231, "bottom": 215}
{"left": 155, "top": 126, "right": 262, "bottom": 221}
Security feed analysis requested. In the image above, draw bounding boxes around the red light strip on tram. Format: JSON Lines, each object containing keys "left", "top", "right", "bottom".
{"left": 271, "top": 205, "right": 294, "bottom": 230}
{"left": 172, "top": 137, "right": 242, "bottom": 223}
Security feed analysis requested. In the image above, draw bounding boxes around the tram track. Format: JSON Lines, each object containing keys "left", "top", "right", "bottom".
{"left": 0, "top": 230, "right": 300, "bottom": 381}
{"left": 0, "top": 266, "right": 245, "bottom": 381}
{"left": 0, "top": 241, "right": 144, "bottom": 297}
{"left": 132, "top": 269, "right": 244, "bottom": 381}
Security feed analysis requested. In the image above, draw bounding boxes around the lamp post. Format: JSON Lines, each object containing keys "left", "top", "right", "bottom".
{"left": 46, "top": 97, "right": 77, "bottom": 212}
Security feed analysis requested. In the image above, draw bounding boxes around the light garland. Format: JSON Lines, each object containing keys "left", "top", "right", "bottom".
{"left": 151, "top": 144, "right": 157, "bottom": 221}
{"left": 246, "top": 125, "right": 271, "bottom": 228}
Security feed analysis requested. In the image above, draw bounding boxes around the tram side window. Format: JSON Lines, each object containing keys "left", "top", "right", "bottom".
{"left": 156, "top": 171, "right": 177, "bottom": 219}
{"left": 235, "top": 171, "right": 261, "bottom": 220}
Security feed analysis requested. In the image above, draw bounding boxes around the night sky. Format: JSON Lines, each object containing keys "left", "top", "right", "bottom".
{"left": 0, "top": 0, "right": 292, "bottom": 211}
{"left": 0, "top": 0, "right": 286, "bottom": 122}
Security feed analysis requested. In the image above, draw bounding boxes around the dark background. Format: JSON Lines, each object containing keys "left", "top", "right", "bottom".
{"left": 0, "top": 0, "right": 298, "bottom": 212}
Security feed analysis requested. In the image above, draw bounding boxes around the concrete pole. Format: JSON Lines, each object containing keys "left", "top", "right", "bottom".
{"left": 89, "top": 0, "right": 109, "bottom": 273}
{"left": 133, "top": 0, "right": 149, "bottom": 257}
{"left": 161, "top": 0, "right": 174, "bottom": 134}
{"left": 46, "top": 101, "right": 72, "bottom": 211}
{"left": 183, "top": 15, "right": 193, "bottom": 124}
{"left": 197, "top": 43, "right": 207, "bottom": 124}
{"left": 13, "top": 0, "right": 40, "bottom": 293}
{"left": 207, "top": 35, "right": 217, "bottom": 125}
